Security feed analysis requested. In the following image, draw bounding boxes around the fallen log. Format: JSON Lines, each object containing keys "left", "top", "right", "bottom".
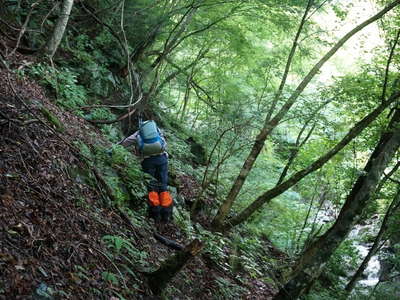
{"left": 146, "top": 239, "right": 203, "bottom": 295}
{"left": 153, "top": 232, "right": 184, "bottom": 251}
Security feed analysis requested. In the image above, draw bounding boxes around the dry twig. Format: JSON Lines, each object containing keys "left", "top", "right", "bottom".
{"left": 85, "top": 244, "right": 128, "bottom": 289}
{"left": 9, "top": 0, "right": 43, "bottom": 57}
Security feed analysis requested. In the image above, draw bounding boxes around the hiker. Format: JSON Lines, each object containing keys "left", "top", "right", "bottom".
{"left": 118, "top": 120, "right": 173, "bottom": 223}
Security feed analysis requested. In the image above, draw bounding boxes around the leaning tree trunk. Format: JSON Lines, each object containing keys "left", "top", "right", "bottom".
{"left": 222, "top": 90, "right": 400, "bottom": 231}
{"left": 211, "top": 0, "right": 400, "bottom": 231}
{"left": 44, "top": 0, "right": 74, "bottom": 58}
{"left": 272, "top": 108, "right": 400, "bottom": 300}
{"left": 147, "top": 239, "right": 203, "bottom": 295}
{"left": 344, "top": 189, "right": 400, "bottom": 293}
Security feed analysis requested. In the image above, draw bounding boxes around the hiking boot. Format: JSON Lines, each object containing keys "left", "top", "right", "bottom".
{"left": 148, "top": 205, "right": 161, "bottom": 223}
{"left": 160, "top": 206, "right": 173, "bottom": 224}
{"left": 156, "top": 222, "right": 165, "bottom": 233}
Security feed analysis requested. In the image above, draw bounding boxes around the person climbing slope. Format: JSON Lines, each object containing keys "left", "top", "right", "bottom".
{"left": 118, "top": 120, "right": 173, "bottom": 224}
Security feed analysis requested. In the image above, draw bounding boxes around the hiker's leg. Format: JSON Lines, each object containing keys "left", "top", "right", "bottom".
{"left": 141, "top": 158, "right": 160, "bottom": 222}
{"left": 158, "top": 154, "right": 169, "bottom": 192}
{"left": 160, "top": 192, "right": 173, "bottom": 223}
{"left": 158, "top": 155, "right": 173, "bottom": 223}
{"left": 141, "top": 158, "right": 158, "bottom": 192}
{"left": 147, "top": 153, "right": 168, "bottom": 192}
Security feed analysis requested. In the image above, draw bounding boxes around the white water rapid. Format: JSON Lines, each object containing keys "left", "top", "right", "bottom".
{"left": 354, "top": 244, "right": 380, "bottom": 286}
{"left": 316, "top": 208, "right": 381, "bottom": 287}
{"left": 350, "top": 225, "right": 381, "bottom": 287}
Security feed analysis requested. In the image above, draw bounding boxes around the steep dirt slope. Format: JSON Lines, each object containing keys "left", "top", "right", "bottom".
{"left": 0, "top": 65, "right": 277, "bottom": 299}
{"left": 0, "top": 68, "right": 142, "bottom": 298}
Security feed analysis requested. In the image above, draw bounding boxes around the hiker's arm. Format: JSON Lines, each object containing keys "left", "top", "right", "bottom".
{"left": 118, "top": 131, "right": 139, "bottom": 148}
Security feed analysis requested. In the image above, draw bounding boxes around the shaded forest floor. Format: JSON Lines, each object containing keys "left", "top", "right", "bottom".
{"left": 0, "top": 55, "right": 279, "bottom": 299}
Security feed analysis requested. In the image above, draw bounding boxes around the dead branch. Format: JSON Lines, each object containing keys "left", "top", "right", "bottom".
{"left": 8, "top": 0, "right": 43, "bottom": 57}
{"left": 85, "top": 244, "right": 128, "bottom": 289}
{"left": 86, "top": 107, "right": 137, "bottom": 124}
{"left": 40, "top": 1, "right": 60, "bottom": 32}
{"left": 0, "top": 27, "right": 16, "bottom": 41}
{"left": 91, "top": 166, "right": 116, "bottom": 207}
{"left": 0, "top": 52, "right": 10, "bottom": 70}
{"left": 153, "top": 232, "right": 184, "bottom": 251}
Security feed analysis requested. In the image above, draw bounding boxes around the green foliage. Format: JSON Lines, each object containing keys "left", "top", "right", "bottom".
{"left": 76, "top": 142, "right": 92, "bottom": 162}
{"left": 214, "top": 277, "right": 247, "bottom": 299}
{"left": 172, "top": 206, "right": 195, "bottom": 236}
{"left": 74, "top": 265, "right": 90, "bottom": 281}
{"left": 63, "top": 32, "right": 118, "bottom": 97}
{"left": 231, "top": 235, "right": 265, "bottom": 278}
{"left": 101, "top": 271, "right": 119, "bottom": 285}
{"left": 103, "top": 235, "right": 135, "bottom": 254}
{"left": 249, "top": 194, "right": 308, "bottom": 254}
{"left": 161, "top": 129, "right": 204, "bottom": 183}
{"left": 6, "top": 1, "right": 400, "bottom": 298}
{"left": 305, "top": 241, "right": 360, "bottom": 299}
{"left": 74, "top": 141, "right": 147, "bottom": 207}
{"left": 305, "top": 288, "right": 346, "bottom": 300}
{"left": 85, "top": 108, "right": 114, "bottom": 122}
{"left": 39, "top": 106, "right": 65, "bottom": 133}
{"left": 27, "top": 63, "right": 87, "bottom": 112}
{"left": 327, "top": 240, "right": 360, "bottom": 278}
{"left": 366, "top": 282, "right": 400, "bottom": 300}
{"left": 109, "top": 145, "right": 148, "bottom": 200}
{"left": 200, "top": 230, "right": 229, "bottom": 263}
{"left": 102, "top": 234, "right": 148, "bottom": 266}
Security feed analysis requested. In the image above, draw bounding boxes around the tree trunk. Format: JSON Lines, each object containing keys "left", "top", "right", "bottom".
{"left": 272, "top": 108, "right": 400, "bottom": 300}
{"left": 44, "top": 0, "right": 74, "bottom": 58}
{"left": 344, "top": 188, "right": 400, "bottom": 293}
{"left": 180, "top": 73, "right": 192, "bottom": 121}
{"left": 147, "top": 239, "right": 203, "bottom": 295}
{"left": 211, "top": 0, "right": 400, "bottom": 230}
{"left": 223, "top": 90, "right": 400, "bottom": 231}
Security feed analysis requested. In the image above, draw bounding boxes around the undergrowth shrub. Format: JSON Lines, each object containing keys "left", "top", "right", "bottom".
{"left": 234, "top": 235, "right": 265, "bottom": 278}
{"left": 305, "top": 289, "right": 346, "bottom": 300}
{"left": 364, "top": 282, "right": 400, "bottom": 300}
{"left": 64, "top": 32, "right": 119, "bottom": 97}
{"left": 75, "top": 141, "right": 147, "bottom": 207}
{"left": 102, "top": 234, "right": 149, "bottom": 268}
{"left": 200, "top": 230, "right": 230, "bottom": 267}
{"left": 27, "top": 63, "right": 87, "bottom": 112}
{"left": 101, "top": 234, "right": 146, "bottom": 298}
{"left": 214, "top": 277, "right": 247, "bottom": 299}
{"left": 304, "top": 241, "right": 360, "bottom": 300}
{"left": 109, "top": 145, "right": 148, "bottom": 200}
{"left": 85, "top": 108, "right": 114, "bottom": 121}
{"left": 327, "top": 240, "right": 359, "bottom": 279}
{"left": 166, "top": 132, "right": 199, "bottom": 175}
{"left": 247, "top": 194, "right": 308, "bottom": 256}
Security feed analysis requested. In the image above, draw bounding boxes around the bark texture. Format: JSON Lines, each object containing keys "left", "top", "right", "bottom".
{"left": 147, "top": 239, "right": 203, "bottom": 295}
{"left": 273, "top": 108, "right": 400, "bottom": 300}
{"left": 44, "top": 0, "right": 74, "bottom": 58}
